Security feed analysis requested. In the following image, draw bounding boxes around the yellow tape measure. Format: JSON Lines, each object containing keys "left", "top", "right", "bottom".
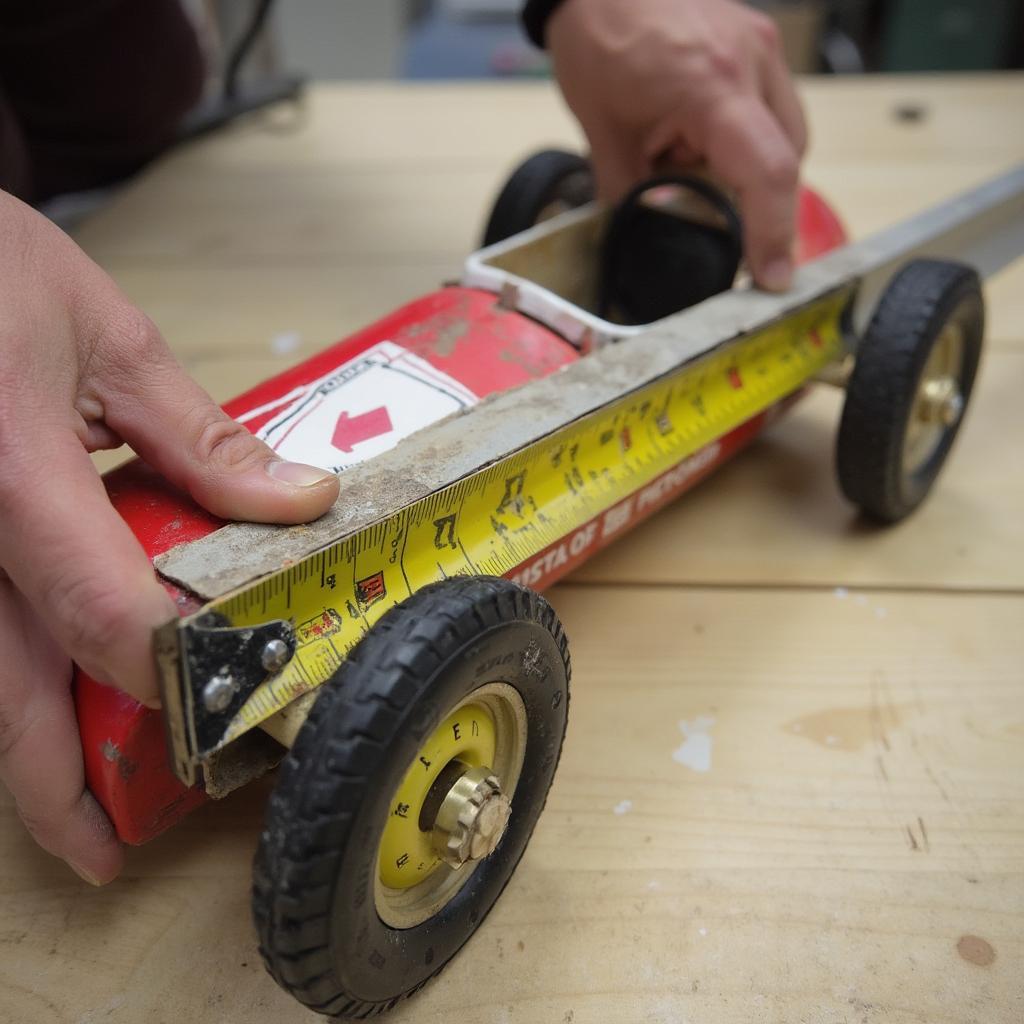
{"left": 203, "top": 288, "right": 850, "bottom": 748}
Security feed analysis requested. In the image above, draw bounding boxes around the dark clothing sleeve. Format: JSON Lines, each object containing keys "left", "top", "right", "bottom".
{"left": 521, "top": 0, "right": 570, "bottom": 48}
{"left": 0, "top": 0, "right": 204, "bottom": 204}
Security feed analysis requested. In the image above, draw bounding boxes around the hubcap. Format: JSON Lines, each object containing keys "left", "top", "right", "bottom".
{"left": 374, "top": 682, "right": 527, "bottom": 930}
{"left": 902, "top": 321, "right": 965, "bottom": 476}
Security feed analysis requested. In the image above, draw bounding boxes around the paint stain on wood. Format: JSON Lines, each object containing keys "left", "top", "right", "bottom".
{"left": 957, "top": 934, "right": 996, "bottom": 966}
{"left": 784, "top": 704, "right": 909, "bottom": 752}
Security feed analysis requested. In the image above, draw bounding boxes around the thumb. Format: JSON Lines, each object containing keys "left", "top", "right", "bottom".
{"left": 99, "top": 316, "right": 339, "bottom": 524}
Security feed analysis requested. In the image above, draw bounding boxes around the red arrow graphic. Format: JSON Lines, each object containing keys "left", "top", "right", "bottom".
{"left": 332, "top": 406, "right": 393, "bottom": 453}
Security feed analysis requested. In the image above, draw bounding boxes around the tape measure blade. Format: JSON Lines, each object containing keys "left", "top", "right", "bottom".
{"left": 182, "top": 288, "right": 851, "bottom": 758}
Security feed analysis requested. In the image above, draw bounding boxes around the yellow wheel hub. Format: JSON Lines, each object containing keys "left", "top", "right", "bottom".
{"left": 378, "top": 703, "right": 496, "bottom": 890}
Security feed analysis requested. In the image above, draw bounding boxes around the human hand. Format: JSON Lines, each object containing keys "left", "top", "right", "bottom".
{"left": 547, "top": 0, "right": 807, "bottom": 291}
{"left": 0, "top": 191, "right": 339, "bottom": 884}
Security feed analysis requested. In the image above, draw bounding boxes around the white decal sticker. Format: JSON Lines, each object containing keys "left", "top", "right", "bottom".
{"left": 239, "top": 341, "right": 477, "bottom": 473}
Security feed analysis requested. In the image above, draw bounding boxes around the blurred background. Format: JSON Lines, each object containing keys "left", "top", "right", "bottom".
{"left": 204, "top": 0, "right": 1024, "bottom": 84}
{"left": 27, "top": 0, "right": 1022, "bottom": 226}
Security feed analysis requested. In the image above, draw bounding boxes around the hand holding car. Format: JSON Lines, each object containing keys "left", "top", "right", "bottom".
{"left": 0, "top": 0, "right": 805, "bottom": 885}
{"left": 0, "top": 191, "right": 339, "bottom": 884}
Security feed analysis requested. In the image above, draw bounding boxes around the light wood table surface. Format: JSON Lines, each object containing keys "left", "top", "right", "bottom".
{"left": 2, "top": 75, "right": 1023, "bottom": 1024}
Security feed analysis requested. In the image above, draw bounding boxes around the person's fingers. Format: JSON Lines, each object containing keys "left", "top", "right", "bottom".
{"left": 0, "top": 580, "right": 124, "bottom": 884}
{"left": 89, "top": 312, "right": 339, "bottom": 525}
{"left": 757, "top": 42, "right": 808, "bottom": 157}
{"left": 587, "top": 125, "right": 651, "bottom": 202}
{"left": 700, "top": 92, "right": 801, "bottom": 291}
{"left": 0, "top": 428, "right": 174, "bottom": 702}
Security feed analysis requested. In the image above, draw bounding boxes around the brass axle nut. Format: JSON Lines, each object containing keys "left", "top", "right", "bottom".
{"left": 918, "top": 376, "right": 963, "bottom": 426}
{"left": 432, "top": 765, "right": 512, "bottom": 869}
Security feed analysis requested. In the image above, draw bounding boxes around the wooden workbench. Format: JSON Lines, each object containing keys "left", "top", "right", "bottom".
{"left": 2, "top": 75, "right": 1022, "bottom": 1024}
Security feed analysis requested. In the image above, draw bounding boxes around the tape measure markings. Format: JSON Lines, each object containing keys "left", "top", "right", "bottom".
{"left": 188, "top": 289, "right": 850, "bottom": 751}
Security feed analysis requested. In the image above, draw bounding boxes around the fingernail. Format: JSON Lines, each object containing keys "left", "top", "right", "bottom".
{"left": 70, "top": 862, "right": 104, "bottom": 886}
{"left": 759, "top": 257, "right": 794, "bottom": 292}
{"left": 142, "top": 696, "right": 163, "bottom": 711}
{"left": 266, "top": 460, "right": 335, "bottom": 487}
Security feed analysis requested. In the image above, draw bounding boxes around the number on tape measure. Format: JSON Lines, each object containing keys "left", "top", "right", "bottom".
{"left": 194, "top": 289, "right": 851, "bottom": 750}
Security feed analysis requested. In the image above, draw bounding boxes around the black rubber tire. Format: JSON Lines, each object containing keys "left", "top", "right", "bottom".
{"left": 836, "top": 258, "right": 984, "bottom": 523}
{"left": 253, "top": 576, "right": 570, "bottom": 1019}
{"left": 482, "top": 149, "right": 594, "bottom": 246}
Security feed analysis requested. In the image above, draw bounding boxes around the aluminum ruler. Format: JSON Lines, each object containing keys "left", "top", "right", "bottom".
{"left": 155, "top": 164, "right": 1024, "bottom": 785}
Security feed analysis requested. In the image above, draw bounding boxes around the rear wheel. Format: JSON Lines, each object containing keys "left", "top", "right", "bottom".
{"left": 836, "top": 258, "right": 984, "bottom": 522}
{"left": 253, "top": 576, "right": 570, "bottom": 1019}
{"left": 482, "top": 149, "right": 594, "bottom": 246}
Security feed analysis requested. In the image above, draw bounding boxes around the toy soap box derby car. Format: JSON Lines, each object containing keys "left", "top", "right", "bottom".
{"left": 75, "top": 152, "right": 986, "bottom": 1018}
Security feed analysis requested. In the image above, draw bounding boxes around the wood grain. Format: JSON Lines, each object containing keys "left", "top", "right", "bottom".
{"left": 4, "top": 75, "right": 1022, "bottom": 1023}
{"left": 2, "top": 585, "right": 1021, "bottom": 1023}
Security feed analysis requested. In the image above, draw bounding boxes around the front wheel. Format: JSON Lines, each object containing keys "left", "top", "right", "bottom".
{"left": 253, "top": 576, "right": 571, "bottom": 1019}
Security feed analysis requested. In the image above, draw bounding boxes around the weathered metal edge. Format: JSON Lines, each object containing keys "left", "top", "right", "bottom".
{"left": 155, "top": 164, "right": 1024, "bottom": 600}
